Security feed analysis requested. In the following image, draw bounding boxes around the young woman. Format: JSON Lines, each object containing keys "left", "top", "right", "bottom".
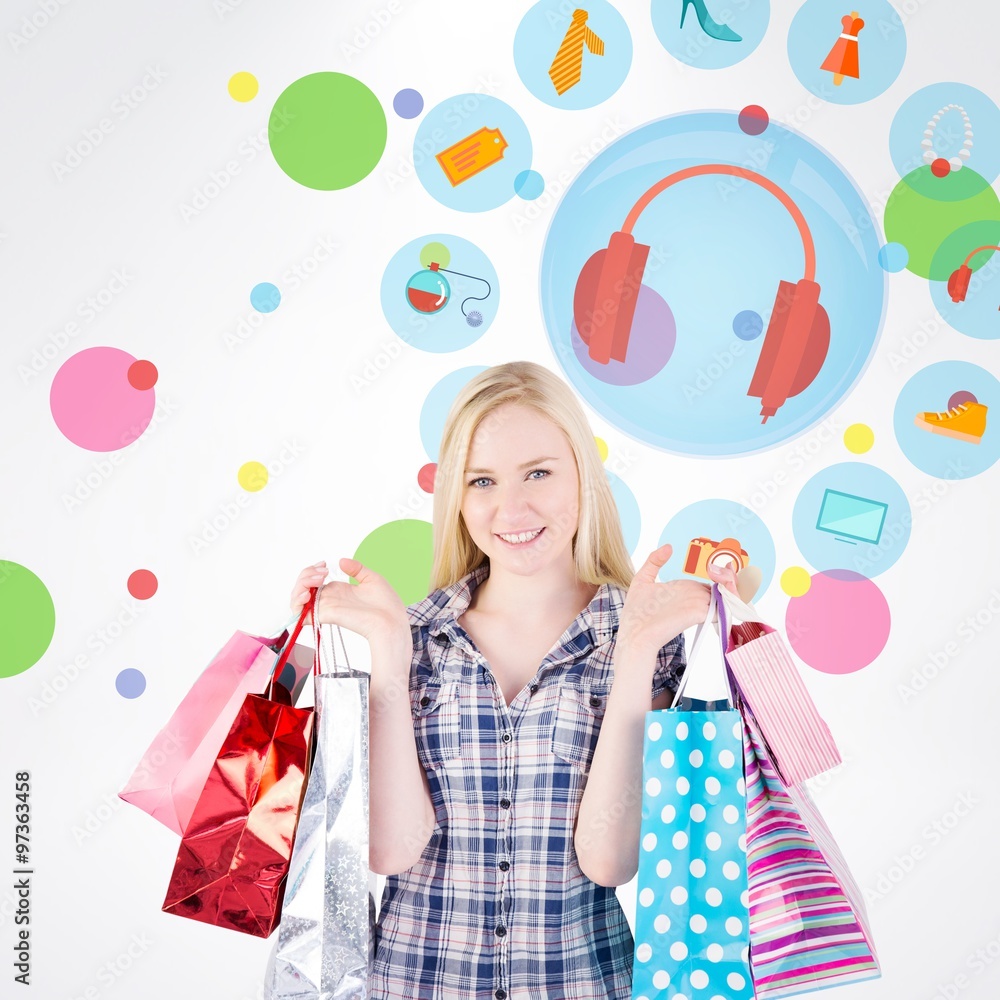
{"left": 289, "top": 361, "right": 740, "bottom": 999}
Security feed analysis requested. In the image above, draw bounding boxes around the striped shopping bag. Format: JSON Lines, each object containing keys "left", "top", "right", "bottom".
{"left": 742, "top": 715, "right": 881, "bottom": 997}
{"left": 717, "top": 584, "right": 841, "bottom": 787}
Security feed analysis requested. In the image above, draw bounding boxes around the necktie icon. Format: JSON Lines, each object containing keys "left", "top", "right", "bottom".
{"left": 548, "top": 9, "right": 604, "bottom": 96}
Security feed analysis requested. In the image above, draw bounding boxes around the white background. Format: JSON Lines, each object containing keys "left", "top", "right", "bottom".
{"left": 2, "top": 1, "right": 999, "bottom": 998}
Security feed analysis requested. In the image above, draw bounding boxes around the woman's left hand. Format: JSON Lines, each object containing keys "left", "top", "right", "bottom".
{"left": 618, "top": 543, "right": 740, "bottom": 656}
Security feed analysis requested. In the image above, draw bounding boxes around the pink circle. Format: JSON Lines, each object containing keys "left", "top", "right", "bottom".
{"left": 127, "top": 569, "right": 158, "bottom": 600}
{"left": 948, "top": 389, "right": 978, "bottom": 409}
{"left": 51, "top": 347, "right": 156, "bottom": 451}
{"left": 786, "top": 570, "right": 890, "bottom": 674}
{"left": 417, "top": 463, "right": 436, "bottom": 493}
{"left": 128, "top": 359, "right": 158, "bottom": 390}
{"left": 738, "top": 105, "right": 769, "bottom": 136}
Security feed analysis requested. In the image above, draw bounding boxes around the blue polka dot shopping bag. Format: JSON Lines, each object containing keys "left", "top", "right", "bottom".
{"left": 631, "top": 585, "right": 754, "bottom": 1000}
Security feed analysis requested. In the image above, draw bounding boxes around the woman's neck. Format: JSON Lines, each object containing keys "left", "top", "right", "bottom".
{"left": 467, "top": 560, "right": 599, "bottom": 625}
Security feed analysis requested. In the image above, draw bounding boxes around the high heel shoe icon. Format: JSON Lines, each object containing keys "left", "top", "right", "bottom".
{"left": 680, "top": 0, "right": 742, "bottom": 42}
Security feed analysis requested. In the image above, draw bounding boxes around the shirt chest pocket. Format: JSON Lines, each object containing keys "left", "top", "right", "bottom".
{"left": 550, "top": 682, "right": 611, "bottom": 773}
{"left": 411, "top": 680, "right": 463, "bottom": 769}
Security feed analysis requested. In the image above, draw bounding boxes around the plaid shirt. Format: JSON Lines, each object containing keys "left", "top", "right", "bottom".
{"left": 370, "top": 562, "right": 687, "bottom": 999}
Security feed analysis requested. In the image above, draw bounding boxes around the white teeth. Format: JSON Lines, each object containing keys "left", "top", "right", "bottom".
{"left": 498, "top": 529, "right": 542, "bottom": 544}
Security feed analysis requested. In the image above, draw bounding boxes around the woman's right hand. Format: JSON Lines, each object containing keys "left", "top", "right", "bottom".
{"left": 290, "top": 558, "right": 411, "bottom": 650}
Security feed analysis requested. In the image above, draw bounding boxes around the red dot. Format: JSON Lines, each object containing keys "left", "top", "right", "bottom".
{"left": 738, "top": 105, "right": 769, "bottom": 136}
{"left": 948, "top": 390, "right": 977, "bottom": 409}
{"left": 417, "top": 463, "right": 437, "bottom": 493}
{"left": 931, "top": 158, "right": 950, "bottom": 178}
{"left": 128, "top": 360, "right": 158, "bottom": 390}
{"left": 128, "top": 569, "right": 158, "bottom": 600}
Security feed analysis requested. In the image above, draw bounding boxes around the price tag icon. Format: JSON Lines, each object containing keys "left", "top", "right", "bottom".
{"left": 435, "top": 127, "right": 508, "bottom": 186}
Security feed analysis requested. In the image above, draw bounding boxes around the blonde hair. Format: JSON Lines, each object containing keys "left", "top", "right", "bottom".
{"left": 429, "top": 361, "right": 635, "bottom": 593}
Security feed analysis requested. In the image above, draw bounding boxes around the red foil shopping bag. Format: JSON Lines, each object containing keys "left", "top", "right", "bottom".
{"left": 161, "top": 597, "right": 317, "bottom": 937}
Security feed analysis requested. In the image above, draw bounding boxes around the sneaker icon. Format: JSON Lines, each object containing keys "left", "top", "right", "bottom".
{"left": 914, "top": 401, "right": 988, "bottom": 444}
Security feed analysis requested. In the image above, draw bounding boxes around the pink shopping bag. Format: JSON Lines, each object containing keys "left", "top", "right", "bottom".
{"left": 119, "top": 622, "right": 313, "bottom": 835}
{"left": 716, "top": 585, "right": 841, "bottom": 786}
{"left": 742, "top": 714, "right": 881, "bottom": 997}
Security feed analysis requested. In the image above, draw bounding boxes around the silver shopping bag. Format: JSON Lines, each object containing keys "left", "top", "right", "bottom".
{"left": 264, "top": 623, "right": 377, "bottom": 1000}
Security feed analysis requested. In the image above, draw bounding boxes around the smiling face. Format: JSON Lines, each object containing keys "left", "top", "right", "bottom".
{"left": 460, "top": 402, "right": 582, "bottom": 576}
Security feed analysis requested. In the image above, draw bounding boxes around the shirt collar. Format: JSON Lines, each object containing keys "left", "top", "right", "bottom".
{"left": 408, "top": 561, "right": 622, "bottom": 649}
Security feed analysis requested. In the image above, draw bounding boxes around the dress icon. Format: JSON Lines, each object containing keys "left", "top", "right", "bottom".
{"left": 821, "top": 11, "right": 864, "bottom": 85}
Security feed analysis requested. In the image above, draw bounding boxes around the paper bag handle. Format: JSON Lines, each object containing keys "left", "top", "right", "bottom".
{"left": 669, "top": 584, "right": 738, "bottom": 709}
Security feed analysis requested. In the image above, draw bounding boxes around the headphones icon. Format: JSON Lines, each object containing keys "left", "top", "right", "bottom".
{"left": 573, "top": 164, "right": 831, "bottom": 423}
{"left": 948, "top": 245, "right": 1000, "bottom": 304}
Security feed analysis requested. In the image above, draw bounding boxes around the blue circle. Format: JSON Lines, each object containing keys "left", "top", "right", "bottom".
{"left": 652, "top": 0, "right": 769, "bottom": 69}
{"left": 393, "top": 88, "right": 424, "bottom": 119}
{"left": 607, "top": 470, "right": 640, "bottom": 556}
{"left": 250, "top": 282, "right": 281, "bottom": 313}
{"left": 381, "top": 234, "right": 499, "bottom": 351}
{"left": 732, "top": 310, "right": 763, "bottom": 341}
{"left": 878, "top": 242, "right": 909, "bottom": 272}
{"left": 788, "top": 0, "right": 905, "bottom": 106}
{"left": 420, "top": 366, "right": 490, "bottom": 461}
{"left": 515, "top": 169, "right": 546, "bottom": 200}
{"left": 540, "top": 111, "right": 887, "bottom": 457}
{"left": 792, "top": 462, "right": 910, "bottom": 577}
{"left": 413, "top": 95, "right": 533, "bottom": 212}
{"left": 889, "top": 83, "right": 1000, "bottom": 184}
{"left": 116, "top": 668, "right": 146, "bottom": 699}
{"left": 893, "top": 361, "right": 999, "bottom": 478}
{"left": 513, "top": 0, "right": 633, "bottom": 110}
{"left": 656, "top": 499, "right": 776, "bottom": 599}
{"left": 929, "top": 242, "right": 1000, "bottom": 340}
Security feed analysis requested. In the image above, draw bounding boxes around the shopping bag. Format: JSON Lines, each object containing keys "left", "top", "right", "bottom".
{"left": 120, "top": 618, "right": 314, "bottom": 835}
{"left": 631, "top": 585, "right": 754, "bottom": 1000}
{"left": 264, "top": 621, "right": 376, "bottom": 1000}
{"left": 742, "top": 707, "right": 881, "bottom": 997}
{"left": 161, "top": 594, "right": 318, "bottom": 937}
{"left": 715, "top": 584, "right": 841, "bottom": 787}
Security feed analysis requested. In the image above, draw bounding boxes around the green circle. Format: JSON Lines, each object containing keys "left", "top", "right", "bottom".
{"left": 884, "top": 166, "right": 1000, "bottom": 279}
{"left": 419, "top": 242, "right": 451, "bottom": 269}
{"left": 0, "top": 562, "right": 55, "bottom": 678}
{"left": 352, "top": 519, "right": 433, "bottom": 606}
{"left": 268, "top": 72, "right": 387, "bottom": 191}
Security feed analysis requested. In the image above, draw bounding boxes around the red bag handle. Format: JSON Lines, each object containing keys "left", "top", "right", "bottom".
{"left": 266, "top": 587, "right": 319, "bottom": 699}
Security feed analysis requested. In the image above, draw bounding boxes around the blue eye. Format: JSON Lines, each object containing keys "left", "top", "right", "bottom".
{"left": 466, "top": 469, "right": 550, "bottom": 489}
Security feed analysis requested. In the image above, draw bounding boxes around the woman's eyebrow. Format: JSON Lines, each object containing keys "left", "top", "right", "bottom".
{"left": 464, "top": 456, "right": 560, "bottom": 474}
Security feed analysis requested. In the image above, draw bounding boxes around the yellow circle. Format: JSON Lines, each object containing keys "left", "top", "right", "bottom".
{"left": 844, "top": 423, "right": 874, "bottom": 454}
{"left": 228, "top": 72, "right": 259, "bottom": 102}
{"left": 238, "top": 461, "right": 268, "bottom": 492}
{"left": 595, "top": 437, "right": 609, "bottom": 463}
{"left": 780, "top": 566, "right": 812, "bottom": 598}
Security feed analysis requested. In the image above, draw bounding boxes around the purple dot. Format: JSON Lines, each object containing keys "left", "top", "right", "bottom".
{"left": 393, "top": 89, "right": 423, "bottom": 119}
{"left": 738, "top": 105, "right": 769, "bottom": 136}
{"left": 116, "top": 668, "right": 146, "bottom": 698}
{"left": 948, "top": 390, "right": 978, "bottom": 409}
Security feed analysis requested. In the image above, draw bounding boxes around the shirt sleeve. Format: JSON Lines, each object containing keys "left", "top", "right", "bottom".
{"left": 650, "top": 631, "right": 686, "bottom": 701}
